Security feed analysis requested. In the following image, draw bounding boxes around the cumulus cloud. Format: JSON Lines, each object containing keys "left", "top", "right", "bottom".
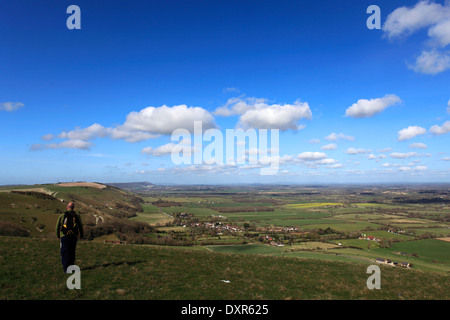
{"left": 429, "top": 120, "right": 450, "bottom": 135}
{"left": 316, "top": 158, "right": 338, "bottom": 165}
{"left": 409, "top": 142, "right": 427, "bottom": 149}
{"left": 58, "top": 123, "right": 109, "bottom": 140}
{"left": 53, "top": 123, "right": 157, "bottom": 144}
{"left": 383, "top": 1, "right": 450, "bottom": 74}
{"left": 346, "top": 148, "right": 371, "bottom": 155}
{"left": 382, "top": 0, "right": 449, "bottom": 39}
{"left": 409, "top": 49, "right": 450, "bottom": 74}
{"left": 108, "top": 126, "right": 159, "bottom": 143}
{"left": 0, "top": 102, "right": 24, "bottom": 112}
{"left": 297, "top": 152, "right": 327, "bottom": 161}
{"left": 33, "top": 104, "right": 217, "bottom": 150}
{"left": 31, "top": 139, "right": 93, "bottom": 151}
{"left": 214, "top": 97, "right": 266, "bottom": 116}
{"left": 428, "top": 18, "right": 450, "bottom": 47}
{"left": 215, "top": 97, "right": 312, "bottom": 131}
{"left": 321, "top": 143, "right": 337, "bottom": 150}
{"left": 390, "top": 152, "right": 419, "bottom": 159}
{"left": 398, "top": 165, "right": 427, "bottom": 171}
{"left": 397, "top": 125, "right": 427, "bottom": 141}
{"left": 344, "top": 94, "right": 401, "bottom": 118}
{"left": 142, "top": 143, "right": 175, "bottom": 156}
{"left": 324, "top": 132, "right": 355, "bottom": 142}
{"left": 142, "top": 142, "right": 199, "bottom": 157}
{"left": 122, "top": 104, "right": 216, "bottom": 135}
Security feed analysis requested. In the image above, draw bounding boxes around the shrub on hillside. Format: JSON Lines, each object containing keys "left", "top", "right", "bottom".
{"left": 84, "top": 219, "right": 154, "bottom": 241}
{"left": 0, "top": 221, "right": 30, "bottom": 237}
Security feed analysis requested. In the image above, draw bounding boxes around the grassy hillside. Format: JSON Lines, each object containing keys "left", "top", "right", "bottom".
{"left": 1, "top": 236, "right": 448, "bottom": 300}
{"left": 0, "top": 183, "right": 147, "bottom": 240}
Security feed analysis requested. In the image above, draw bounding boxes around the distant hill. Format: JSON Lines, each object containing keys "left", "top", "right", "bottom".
{"left": 105, "top": 182, "right": 156, "bottom": 191}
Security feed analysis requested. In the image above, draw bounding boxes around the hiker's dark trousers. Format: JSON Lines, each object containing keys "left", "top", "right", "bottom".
{"left": 60, "top": 236, "right": 78, "bottom": 273}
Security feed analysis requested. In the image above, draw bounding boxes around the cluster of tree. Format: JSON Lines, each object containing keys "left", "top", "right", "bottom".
{"left": 112, "top": 202, "right": 140, "bottom": 219}
{"left": 212, "top": 206, "right": 274, "bottom": 213}
{"left": 84, "top": 219, "right": 154, "bottom": 241}
{"left": 152, "top": 199, "right": 182, "bottom": 207}
{"left": 11, "top": 191, "right": 57, "bottom": 201}
{"left": 396, "top": 197, "right": 450, "bottom": 204}
{"left": 126, "top": 194, "right": 144, "bottom": 209}
{"left": 117, "top": 233, "right": 194, "bottom": 246}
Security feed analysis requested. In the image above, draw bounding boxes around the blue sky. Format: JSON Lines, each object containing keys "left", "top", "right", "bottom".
{"left": 1, "top": 0, "right": 450, "bottom": 185}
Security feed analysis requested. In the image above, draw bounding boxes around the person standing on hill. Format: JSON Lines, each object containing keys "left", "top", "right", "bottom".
{"left": 55, "top": 202, "right": 84, "bottom": 273}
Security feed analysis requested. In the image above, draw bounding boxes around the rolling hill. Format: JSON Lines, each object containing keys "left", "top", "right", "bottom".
{"left": 1, "top": 182, "right": 449, "bottom": 301}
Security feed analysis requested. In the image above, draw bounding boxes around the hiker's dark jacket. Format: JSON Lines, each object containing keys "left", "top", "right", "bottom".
{"left": 55, "top": 210, "right": 84, "bottom": 239}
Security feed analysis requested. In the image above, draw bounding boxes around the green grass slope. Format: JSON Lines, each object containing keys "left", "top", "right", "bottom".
{"left": 0, "top": 183, "right": 145, "bottom": 239}
{"left": 1, "top": 236, "right": 448, "bottom": 300}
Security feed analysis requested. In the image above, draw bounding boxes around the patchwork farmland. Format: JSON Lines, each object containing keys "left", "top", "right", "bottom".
{"left": 1, "top": 182, "right": 449, "bottom": 299}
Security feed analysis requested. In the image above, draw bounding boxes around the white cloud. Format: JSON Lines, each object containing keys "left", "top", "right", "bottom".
{"left": 215, "top": 97, "right": 312, "bottom": 131}
{"left": 430, "top": 120, "right": 450, "bottom": 135}
{"left": 397, "top": 125, "right": 427, "bottom": 141}
{"left": 447, "top": 99, "right": 450, "bottom": 113}
{"left": 390, "top": 152, "right": 419, "bottom": 159}
{"left": 346, "top": 148, "right": 371, "bottom": 155}
{"left": 344, "top": 94, "right": 401, "bottom": 118}
{"left": 399, "top": 165, "right": 427, "bottom": 171}
{"left": 142, "top": 143, "right": 177, "bottom": 156}
{"left": 383, "top": 1, "right": 450, "bottom": 74}
{"left": 409, "top": 142, "right": 427, "bottom": 149}
{"left": 316, "top": 158, "right": 338, "bottom": 165}
{"left": 108, "top": 126, "right": 159, "bottom": 143}
{"left": 409, "top": 49, "right": 450, "bottom": 74}
{"left": 31, "top": 139, "right": 92, "bottom": 151}
{"left": 0, "top": 102, "right": 24, "bottom": 112}
{"left": 324, "top": 132, "right": 355, "bottom": 141}
{"left": 297, "top": 152, "right": 327, "bottom": 161}
{"left": 428, "top": 18, "right": 450, "bottom": 47}
{"left": 214, "top": 97, "right": 267, "bottom": 116}
{"left": 142, "top": 142, "right": 198, "bottom": 157}
{"left": 35, "top": 104, "right": 217, "bottom": 150}
{"left": 382, "top": 0, "right": 449, "bottom": 40}
{"left": 122, "top": 104, "right": 216, "bottom": 135}
{"left": 321, "top": 143, "right": 337, "bottom": 150}
{"left": 58, "top": 123, "right": 109, "bottom": 140}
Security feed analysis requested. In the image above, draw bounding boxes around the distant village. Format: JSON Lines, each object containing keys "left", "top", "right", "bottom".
{"left": 170, "top": 212, "right": 416, "bottom": 268}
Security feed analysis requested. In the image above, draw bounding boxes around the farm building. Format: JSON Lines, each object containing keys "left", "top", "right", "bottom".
{"left": 376, "top": 258, "right": 412, "bottom": 269}
{"left": 359, "top": 234, "right": 380, "bottom": 242}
